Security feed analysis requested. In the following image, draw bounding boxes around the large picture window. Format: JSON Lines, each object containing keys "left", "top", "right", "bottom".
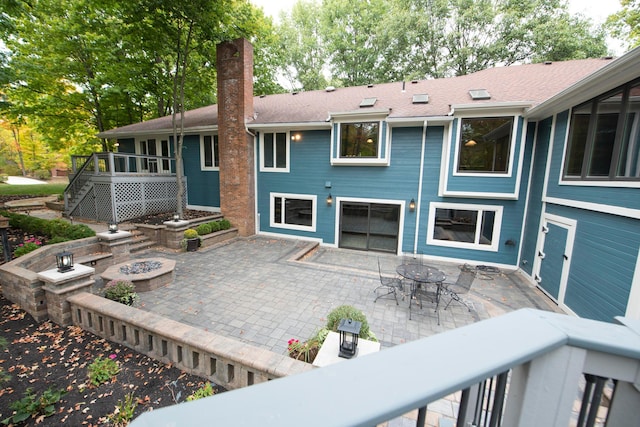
{"left": 270, "top": 193, "right": 316, "bottom": 232}
{"left": 201, "top": 135, "right": 219, "bottom": 170}
{"left": 457, "top": 117, "right": 514, "bottom": 173}
{"left": 564, "top": 79, "right": 640, "bottom": 181}
{"left": 260, "top": 132, "right": 289, "bottom": 172}
{"left": 339, "top": 122, "right": 380, "bottom": 158}
{"left": 427, "top": 203, "right": 502, "bottom": 251}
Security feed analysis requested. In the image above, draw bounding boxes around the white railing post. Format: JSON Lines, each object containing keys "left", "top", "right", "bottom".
{"left": 606, "top": 380, "right": 640, "bottom": 426}
{"left": 503, "top": 345, "right": 586, "bottom": 427}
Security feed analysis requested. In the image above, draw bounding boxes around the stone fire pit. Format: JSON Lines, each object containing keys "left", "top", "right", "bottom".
{"left": 101, "top": 258, "right": 176, "bottom": 292}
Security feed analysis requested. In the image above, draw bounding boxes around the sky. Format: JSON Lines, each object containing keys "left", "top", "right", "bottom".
{"left": 249, "top": 0, "right": 626, "bottom": 54}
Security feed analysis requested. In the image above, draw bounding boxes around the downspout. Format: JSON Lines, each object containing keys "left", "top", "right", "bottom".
{"left": 246, "top": 126, "right": 259, "bottom": 234}
{"left": 413, "top": 120, "right": 428, "bottom": 255}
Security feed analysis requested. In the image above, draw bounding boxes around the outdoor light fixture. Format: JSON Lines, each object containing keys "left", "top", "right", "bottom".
{"left": 337, "top": 318, "right": 361, "bottom": 359}
{"left": 291, "top": 133, "right": 302, "bottom": 142}
{"left": 326, "top": 193, "right": 333, "bottom": 206}
{"left": 409, "top": 198, "right": 416, "bottom": 212}
{"left": 108, "top": 222, "right": 118, "bottom": 233}
{"left": 173, "top": 213, "right": 180, "bottom": 222}
{"left": 56, "top": 251, "right": 74, "bottom": 273}
{"left": 464, "top": 139, "right": 477, "bottom": 147}
{"left": 505, "top": 239, "right": 516, "bottom": 246}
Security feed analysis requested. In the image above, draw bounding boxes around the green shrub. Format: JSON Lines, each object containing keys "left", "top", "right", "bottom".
{"left": 195, "top": 223, "right": 212, "bottom": 235}
{"left": 218, "top": 219, "right": 231, "bottom": 230}
{"left": 183, "top": 228, "right": 198, "bottom": 239}
{"left": 186, "top": 382, "right": 215, "bottom": 401}
{"left": 0, "top": 211, "right": 95, "bottom": 241}
{"left": 107, "top": 392, "right": 137, "bottom": 426}
{"left": 87, "top": 356, "right": 120, "bottom": 387}
{"left": 325, "top": 305, "right": 376, "bottom": 341}
{"left": 208, "top": 221, "right": 220, "bottom": 232}
{"left": 33, "top": 169, "right": 51, "bottom": 180}
{"left": 103, "top": 280, "right": 139, "bottom": 306}
{"left": 1, "top": 387, "right": 66, "bottom": 425}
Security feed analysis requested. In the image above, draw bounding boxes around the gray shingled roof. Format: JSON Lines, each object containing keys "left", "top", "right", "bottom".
{"left": 99, "top": 57, "right": 614, "bottom": 137}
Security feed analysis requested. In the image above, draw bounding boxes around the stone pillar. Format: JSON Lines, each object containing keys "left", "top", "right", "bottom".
{"left": 216, "top": 38, "right": 255, "bottom": 237}
{"left": 97, "top": 230, "right": 133, "bottom": 265}
{"left": 38, "top": 264, "right": 95, "bottom": 326}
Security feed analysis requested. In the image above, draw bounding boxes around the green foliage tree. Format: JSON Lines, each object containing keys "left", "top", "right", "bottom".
{"left": 276, "top": 0, "right": 608, "bottom": 87}
{"left": 607, "top": 0, "right": 640, "bottom": 51}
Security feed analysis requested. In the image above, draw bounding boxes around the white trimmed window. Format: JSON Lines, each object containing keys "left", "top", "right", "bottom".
{"left": 201, "top": 134, "right": 219, "bottom": 170}
{"left": 455, "top": 116, "right": 515, "bottom": 175}
{"left": 270, "top": 193, "right": 316, "bottom": 232}
{"left": 136, "top": 137, "right": 171, "bottom": 173}
{"left": 427, "top": 202, "right": 502, "bottom": 251}
{"left": 260, "top": 131, "right": 290, "bottom": 172}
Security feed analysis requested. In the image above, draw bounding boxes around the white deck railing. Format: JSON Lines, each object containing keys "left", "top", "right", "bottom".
{"left": 129, "top": 308, "right": 640, "bottom": 427}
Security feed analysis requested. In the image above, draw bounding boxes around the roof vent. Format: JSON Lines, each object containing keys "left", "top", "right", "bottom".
{"left": 469, "top": 89, "right": 491, "bottom": 100}
{"left": 411, "top": 80, "right": 419, "bottom": 84}
{"left": 544, "top": 61, "right": 552, "bottom": 65}
{"left": 360, "top": 97, "right": 377, "bottom": 108}
{"left": 259, "top": 94, "right": 266, "bottom": 98}
{"left": 292, "top": 91, "right": 299, "bottom": 95}
{"left": 325, "top": 86, "right": 336, "bottom": 92}
{"left": 367, "top": 83, "right": 374, "bottom": 88}
{"left": 412, "top": 94, "right": 429, "bottom": 104}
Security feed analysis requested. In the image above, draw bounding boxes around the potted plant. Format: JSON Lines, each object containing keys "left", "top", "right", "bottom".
{"left": 183, "top": 228, "right": 200, "bottom": 252}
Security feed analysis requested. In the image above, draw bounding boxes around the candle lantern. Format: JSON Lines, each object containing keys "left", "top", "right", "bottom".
{"left": 337, "top": 318, "right": 362, "bottom": 359}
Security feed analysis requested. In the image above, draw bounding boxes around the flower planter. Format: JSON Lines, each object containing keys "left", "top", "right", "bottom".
{"left": 186, "top": 238, "right": 200, "bottom": 252}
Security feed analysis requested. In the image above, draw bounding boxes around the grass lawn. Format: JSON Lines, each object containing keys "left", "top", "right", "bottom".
{"left": 0, "top": 183, "right": 66, "bottom": 197}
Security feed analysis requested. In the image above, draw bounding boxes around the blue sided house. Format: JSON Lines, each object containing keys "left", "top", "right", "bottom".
{"left": 90, "top": 39, "right": 640, "bottom": 323}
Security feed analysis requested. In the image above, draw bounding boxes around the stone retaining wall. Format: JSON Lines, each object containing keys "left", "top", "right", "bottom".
{"left": 68, "top": 292, "right": 315, "bottom": 390}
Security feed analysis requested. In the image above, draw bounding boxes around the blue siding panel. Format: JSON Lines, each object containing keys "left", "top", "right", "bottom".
{"left": 546, "top": 110, "right": 640, "bottom": 211}
{"left": 183, "top": 135, "right": 220, "bottom": 208}
{"left": 546, "top": 204, "right": 640, "bottom": 322}
{"left": 521, "top": 118, "right": 552, "bottom": 274}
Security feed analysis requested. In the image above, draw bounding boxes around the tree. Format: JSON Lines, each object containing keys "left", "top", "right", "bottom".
{"left": 607, "top": 0, "right": 640, "bottom": 51}
{"left": 277, "top": 0, "right": 329, "bottom": 91}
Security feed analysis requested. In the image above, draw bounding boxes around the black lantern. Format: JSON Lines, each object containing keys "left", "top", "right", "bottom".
{"left": 409, "top": 198, "right": 416, "bottom": 212}
{"left": 173, "top": 213, "right": 180, "bottom": 222}
{"left": 56, "top": 251, "right": 74, "bottom": 273}
{"left": 326, "top": 194, "right": 333, "bottom": 206}
{"left": 337, "top": 318, "right": 361, "bottom": 359}
{"left": 108, "top": 222, "right": 118, "bottom": 233}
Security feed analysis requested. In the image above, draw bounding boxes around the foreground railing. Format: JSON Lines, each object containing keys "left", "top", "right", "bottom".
{"left": 130, "top": 309, "right": 640, "bottom": 427}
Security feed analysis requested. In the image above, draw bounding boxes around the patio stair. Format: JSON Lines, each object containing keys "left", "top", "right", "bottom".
{"left": 129, "top": 229, "right": 157, "bottom": 253}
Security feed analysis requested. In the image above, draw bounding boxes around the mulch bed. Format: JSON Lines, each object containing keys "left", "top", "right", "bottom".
{"left": 0, "top": 293, "right": 224, "bottom": 426}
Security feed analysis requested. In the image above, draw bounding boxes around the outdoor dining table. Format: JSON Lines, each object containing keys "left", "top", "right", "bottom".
{"left": 396, "top": 263, "right": 446, "bottom": 323}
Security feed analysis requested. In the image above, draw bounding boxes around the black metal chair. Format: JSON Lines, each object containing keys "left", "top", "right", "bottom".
{"left": 443, "top": 264, "right": 476, "bottom": 311}
{"left": 374, "top": 258, "right": 404, "bottom": 305}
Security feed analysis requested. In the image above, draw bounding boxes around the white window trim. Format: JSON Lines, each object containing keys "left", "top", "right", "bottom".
{"left": 558, "top": 108, "right": 640, "bottom": 188}
{"left": 452, "top": 115, "right": 518, "bottom": 177}
{"left": 135, "top": 136, "right": 171, "bottom": 173}
{"left": 427, "top": 202, "right": 503, "bottom": 252}
{"left": 328, "top": 110, "right": 391, "bottom": 166}
{"left": 200, "top": 134, "right": 219, "bottom": 171}
{"left": 270, "top": 192, "right": 317, "bottom": 232}
{"left": 259, "top": 131, "right": 290, "bottom": 173}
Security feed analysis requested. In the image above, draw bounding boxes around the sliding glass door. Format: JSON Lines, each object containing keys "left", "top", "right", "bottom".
{"left": 339, "top": 202, "right": 400, "bottom": 253}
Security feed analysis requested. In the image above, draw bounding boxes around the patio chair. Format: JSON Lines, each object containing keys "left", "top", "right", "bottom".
{"left": 443, "top": 264, "right": 476, "bottom": 311}
{"left": 374, "top": 258, "right": 404, "bottom": 305}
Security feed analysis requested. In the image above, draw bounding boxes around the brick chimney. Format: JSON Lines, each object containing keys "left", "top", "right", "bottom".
{"left": 216, "top": 38, "right": 255, "bottom": 237}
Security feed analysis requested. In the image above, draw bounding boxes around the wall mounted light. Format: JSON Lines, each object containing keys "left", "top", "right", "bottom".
{"left": 56, "top": 251, "right": 74, "bottom": 273}
{"left": 326, "top": 193, "right": 333, "bottom": 206}
{"left": 291, "top": 133, "right": 302, "bottom": 142}
{"left": 409, "top": 198, "right": 416, "bottom": 212}
{"left": 464, "top": 139, "right": 477, "bottom": 147}
{"left": 108, "top": 222, "right": 118, "bottom": 233}
{"left": 366, "top": 138, "right": 374, "bottom": 144}
{"left": 505, "top": 239, "right": 516, "bottom": 246}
